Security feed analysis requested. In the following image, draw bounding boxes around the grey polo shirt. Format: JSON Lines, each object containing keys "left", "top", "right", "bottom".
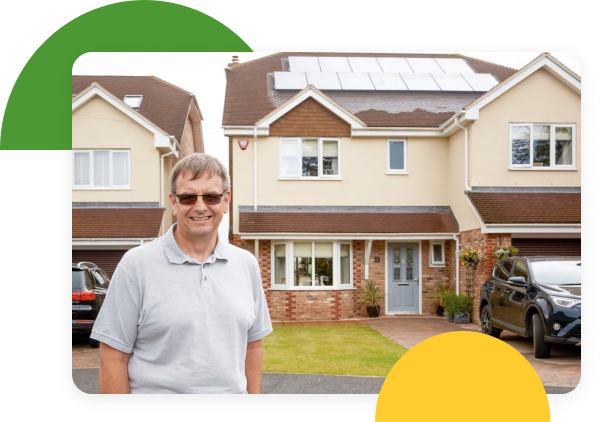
{"left": 90, "top": 224, "right": 273, "bottom": 394}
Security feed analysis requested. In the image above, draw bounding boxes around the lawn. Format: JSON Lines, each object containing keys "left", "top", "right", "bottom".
{"left": 263, "top": 326, "right": 407, "bottom": 377}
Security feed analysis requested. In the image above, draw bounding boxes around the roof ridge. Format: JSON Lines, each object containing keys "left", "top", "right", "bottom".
{"left": 226, "top": 52, "right": 284, "bottom": 70}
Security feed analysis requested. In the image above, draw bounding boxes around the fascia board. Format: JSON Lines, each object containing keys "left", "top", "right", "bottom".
{"left": 222, "top": 127, "right": 270, "bottom": 136}
{"left": 240, "top": 233, "right": 457, "bottom": 240}
{"left": 466, "top": 56, "right": 581, "bottom": 115}
{"left": 482, "top": 224, "right": 581, "bottom": 234}
{"left": 255, "top": 88, "right": 365, "bottom": 129}
{"left": 72, "top": 86, "right": 172, "bottom": 149}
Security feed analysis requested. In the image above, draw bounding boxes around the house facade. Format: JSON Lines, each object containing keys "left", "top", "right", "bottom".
{"left": 222, "top": 53, "right": 581, "bottom": 322}
{"left": 72, "top": 76, "right": 204, "bottom": 276}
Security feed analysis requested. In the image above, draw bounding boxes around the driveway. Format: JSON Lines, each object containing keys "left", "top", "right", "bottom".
{"left": 362, "top": 315, "right": 580, "bottom": 388}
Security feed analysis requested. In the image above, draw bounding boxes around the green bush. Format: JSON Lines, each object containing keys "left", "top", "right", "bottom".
{"left": 444, "top": 293, "right": 473, "bottom": 317}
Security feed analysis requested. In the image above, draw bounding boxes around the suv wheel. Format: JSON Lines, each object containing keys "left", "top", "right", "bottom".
{"left": 532, "top": 313, "right": 551, "bottom": 358}
{"left": 481, "top": 305, "right": 502, "bottom": 338}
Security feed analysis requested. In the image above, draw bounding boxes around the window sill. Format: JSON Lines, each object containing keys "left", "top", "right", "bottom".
{"left": 386, "top": 171, "right": 408, "bottom": 175}
{"left": 268, "top": 287, "right": 356, "bottom": 291}
{"left": 429, "top": 264, "right": 446, "bottom": 268}
{"left": 508, "top": 167, "right": 577, "bottom": 171}
{"left": 278, "top": 177, "right": 342, "bottom": 181}
{"left": 73, "top": 187, "right": 132, "bottom": 190}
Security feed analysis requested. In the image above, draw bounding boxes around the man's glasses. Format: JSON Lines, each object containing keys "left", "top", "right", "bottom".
{"left": 175, "top": 193, "right": 224, "bottom": 206}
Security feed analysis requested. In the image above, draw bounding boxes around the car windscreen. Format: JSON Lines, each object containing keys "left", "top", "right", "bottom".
{"left": 72, "top": 270, "right": 85, "bottom": 289}
{"left": 530, "top": 261, "right": 581, "bottom": 285}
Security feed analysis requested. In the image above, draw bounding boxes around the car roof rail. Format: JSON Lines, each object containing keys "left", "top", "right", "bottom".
{"left": 77, "top": 261, "right": 99, "bottom": 270}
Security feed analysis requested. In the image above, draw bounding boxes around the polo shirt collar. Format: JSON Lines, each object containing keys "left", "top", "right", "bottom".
{"left": 163, "top": 224, "right": 229, "bottom": 264}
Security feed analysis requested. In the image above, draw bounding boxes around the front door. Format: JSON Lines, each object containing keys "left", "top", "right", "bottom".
{"left": 387, "top": 243, "right": 420, "bottom": 313}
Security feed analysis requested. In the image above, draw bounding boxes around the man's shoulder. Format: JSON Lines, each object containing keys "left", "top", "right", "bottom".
{"left": 118, "top": 238, "right": 165, "bottom": 268}
{"left": 221, "top": 242, "right": 256, "bottom": 263}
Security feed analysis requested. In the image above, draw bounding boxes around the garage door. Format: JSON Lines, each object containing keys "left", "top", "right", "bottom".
{"left": 514, "top": 238, "right": 581, "bottom": 257}
{"left": 72, "top": 250, "right": 128, "bottom": 277}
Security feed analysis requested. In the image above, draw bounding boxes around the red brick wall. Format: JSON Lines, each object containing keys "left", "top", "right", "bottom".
{"left": 459, "top": 229, "right": 512, "bottom": 323}
{"left": 269, "top": 98, "right": 351, "bottom": 137}
{"left": 420, "top": 240, "right": 456, "bottom": 315}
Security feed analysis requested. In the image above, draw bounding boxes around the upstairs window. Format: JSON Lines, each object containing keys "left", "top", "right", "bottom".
{"left": 280, "top": 138, "right": 341, "bottom": 179}
{"left": 510, "top": 124, "right": 575, "bottom": 169}
{"left": 123, "top": 95, "right": 143, "bottom": 109}
{"left": 387, "top": 139, "right": 408, "bottom": 174}
{"left": 73, "top": 150, "right": 131, "bottom": 189}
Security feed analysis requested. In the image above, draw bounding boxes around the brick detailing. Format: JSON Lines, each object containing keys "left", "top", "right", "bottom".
{"left": 269, "top": 98, "right": 350, "bottom": 137}
{"left": 232, "top": 233, "right": 242, "bottom": 248}
{"left": 459, "top": 229, "right": 512, "bottom": 324}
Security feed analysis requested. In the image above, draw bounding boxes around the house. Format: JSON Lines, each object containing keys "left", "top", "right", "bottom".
{"left": 72, "top": 76, "right": 204, "bottom": 276}
{"left": 222, "top": 53, "right": 581, "bottom": 322}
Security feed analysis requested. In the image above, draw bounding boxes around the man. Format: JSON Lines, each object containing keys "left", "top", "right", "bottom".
{"left": 90, "top": 153, "right": 272, "bottom": 394}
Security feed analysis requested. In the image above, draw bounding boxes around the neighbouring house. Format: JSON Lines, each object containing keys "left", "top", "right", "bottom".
{"left": 222, "top": 52, "right": 581, "bottom": 322}
{"left": 72, "top": 76, "right": 204, "bottom": 276}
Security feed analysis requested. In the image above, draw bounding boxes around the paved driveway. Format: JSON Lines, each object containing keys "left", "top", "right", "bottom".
{"left": 362, "top": 315, "right": 580, "bottom": 388}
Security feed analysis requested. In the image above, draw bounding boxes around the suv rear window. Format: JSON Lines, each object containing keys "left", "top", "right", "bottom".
{"left": 72, "top": 270, "right": 85, "bottom": 289}
{"left": 530, "top": 260, "right": 581, "bottom": 285}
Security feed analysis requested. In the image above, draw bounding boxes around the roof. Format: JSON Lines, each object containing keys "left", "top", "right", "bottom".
{"left": 72, "top": 207, "right": 165, "bottom": 238}
{"left": 223, "top": 53, "right": 517, "bottom": 128}
{"left": 467, "top": 191, "right": 581, "bottom": 224}
{"left": 72, "top": 76, "right": 195, "bottom": 142}
{"left": 239, "top": 209, "right": 459, "bottom": 234}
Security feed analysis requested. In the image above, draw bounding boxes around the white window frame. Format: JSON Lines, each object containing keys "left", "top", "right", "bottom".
{"left": 72, "top": 149, "right": 131, "bottom": 190}
{"left": 279, "top": 137, "right": 342, "bottom": 180}
{"left": 386, "top": 138, "right": 408, "bottom": 174}
{"left": 509, "top": 124, "right": 576, "bottom": 170}
{"left": 123, "top": 95, "right": 143, "bottom": 109}
{"left": 429, "top": 240, "right": 446, "bottom": 267}
{"left": 270, "top": 240, "right": 354, "bottom": 290}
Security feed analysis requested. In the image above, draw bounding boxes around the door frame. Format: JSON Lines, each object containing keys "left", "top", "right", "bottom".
{"left": 384, "top": 240, "right": 423, "bottom": 315}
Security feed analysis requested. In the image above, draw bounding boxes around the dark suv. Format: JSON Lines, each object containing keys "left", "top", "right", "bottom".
{"left": 480, "top": 256, "right": 581, "bottom": 358}
{"left": 72, "top": 262, "right": 110, "bottom": 347}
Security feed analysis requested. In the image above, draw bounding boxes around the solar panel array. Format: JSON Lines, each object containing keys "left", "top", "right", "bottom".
{"left": 274, "top": 57, "right": 499, "bottom": 92}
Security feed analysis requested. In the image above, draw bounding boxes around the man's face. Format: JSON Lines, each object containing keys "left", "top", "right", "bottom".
{"left": 169, "top": 172, "right": 230, "bottom": 242}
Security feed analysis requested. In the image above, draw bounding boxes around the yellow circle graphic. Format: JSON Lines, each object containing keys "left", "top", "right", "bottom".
{"left": 376, "top": 331, "right": 550, "bottom": 421}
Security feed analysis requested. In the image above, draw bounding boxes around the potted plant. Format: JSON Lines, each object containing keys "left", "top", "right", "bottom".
{"left": 456, "top": 247, "right": 483, "bottom": 269}
{"left": 357, "top": 279, "right": 385, "bottom": 317}
{"left": 494, "top": 245, "right": 519, "bottom": 261}
{"left": 444, "top": 292, "right": 473, "bottom": 324}
{"left": 428, "top": 283, "right": 452, "bottom": 316}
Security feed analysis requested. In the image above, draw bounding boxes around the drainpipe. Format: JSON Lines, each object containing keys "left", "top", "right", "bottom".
{"left": 454, "top": 115, "right": 471, "bottom": 191}
{"left": 253, "top": 126, "right": 258, "bottom": 212}
{"left": 454, "top": 234, "right": 460, "bottom": 295}
{"left": 160, "top": 144, "right": 177, "bottom": 234}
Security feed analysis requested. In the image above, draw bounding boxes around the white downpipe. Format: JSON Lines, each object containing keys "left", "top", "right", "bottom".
{"left": 253, "top": 126, "right": 258, "bottom": 212}
{"left": 254, "top": 239, "right": 259, "bottom": 261}
{"left": 454, "top": 116, "right": 471, "bottom": 191}
{"left": 160, "top": 146, "right": 177, "bottom": 234}
{"left": 454, "top": 234, "right": 460, "bottom": 295}
{"left": 364, "top": 240, "right": 373, "bottom": 280}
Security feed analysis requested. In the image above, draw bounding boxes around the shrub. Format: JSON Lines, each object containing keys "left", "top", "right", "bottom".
{"left": 444, "top": 293, "right": 473, "bottom": 318}
{"left": 357, "top": 279, "right": 385, "bottom": 308}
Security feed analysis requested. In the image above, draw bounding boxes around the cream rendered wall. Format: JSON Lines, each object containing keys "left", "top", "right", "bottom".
{"left": 72, "top": 96, "right": 170, "bottom": 236}
{"left": 469, "top": 69, "right": 581, "bottom": 187}
{"left": 232, "top": 136, "right": 450, "bottom": 234}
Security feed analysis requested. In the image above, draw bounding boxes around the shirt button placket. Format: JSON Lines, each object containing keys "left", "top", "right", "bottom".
{"left": 201, "top": 264, "right": 210, "bottom": 292}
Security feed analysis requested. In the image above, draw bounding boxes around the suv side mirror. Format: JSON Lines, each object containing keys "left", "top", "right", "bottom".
{"left": 508, "top": 276, "right": 526, "bottom": 286}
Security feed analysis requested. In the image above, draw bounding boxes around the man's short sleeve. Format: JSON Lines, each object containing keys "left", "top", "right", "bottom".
{"left": 247, "top": 264, "right": 273, "bottom": 343}
{"left": 90, "top": 265, "right": 141, "bottom": 353}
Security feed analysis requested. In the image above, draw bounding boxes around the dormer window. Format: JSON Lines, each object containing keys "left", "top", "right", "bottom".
{"left": 123, "top": 95, "right": 143, "bottom": 109}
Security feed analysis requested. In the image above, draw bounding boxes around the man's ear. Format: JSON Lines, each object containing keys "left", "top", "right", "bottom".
{"left": 223, "top": 190, "right": 232, "bottom": 213}
{"left": 169, "top": 192, "right": 178, "bottom": 217}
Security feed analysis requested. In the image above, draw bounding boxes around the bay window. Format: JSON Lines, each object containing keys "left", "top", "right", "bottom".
{"left": 280, "top": 138, "right": 341, "bottom": 178}
{"left": 271, "top": 241, "right": 352, "bottom": 289}
{"left": 73, "top": 150, "right": 131, "bottom": 189}
{"left": 510, "top": 124, "right": 575, "bottom": 169}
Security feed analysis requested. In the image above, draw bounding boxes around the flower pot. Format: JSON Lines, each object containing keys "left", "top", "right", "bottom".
{"left": 436, "top": 305, "right": 444, "bottom": 317}
{"left": 366, "top": 306, "right": 381, "bottom": 318}
{"left": 453, "top": 313, "right": 471, "bottom": 324}
{"left": 444, "top": 312, "right": 453, "bottom": 322}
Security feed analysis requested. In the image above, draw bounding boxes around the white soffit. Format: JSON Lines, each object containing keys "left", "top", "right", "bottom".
{"left": 318, "top": 57, "right": 352, "bottom": 73}
{"left": 348, "top": 57, "right": 382, "bottom": 72}
{"left": 435, "top": 58, "right": 475, "bottom": 74}
{"left": 274, "top": 72, "right": 308, "bottom": 90}
{"left": 338, "top": 72, "right": 375, "bottom": 90}
{"left": 377, "top": 58, "right": 414, "bottom": 73}
{"left": 406, "top": 58, "right": 444, "bottom": 73}
{"left": 369, "top": 73, "right": 408, "bottom": 90}
{"left": 431, "top": 73, "right": 474, "bottom": 91}
{"left": 401, "top": 73, "right": 441, "bottom": 91}
{"left": 306, "top": 72, "right": 342, "bottom": 90}
{"left": 288, "top": 56, "right": 320, "bottom": 72}
{"left": 462, "top": 73, "right": 500, "bottom": 91}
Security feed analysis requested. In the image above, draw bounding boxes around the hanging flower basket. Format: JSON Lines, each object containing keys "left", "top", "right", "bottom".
{"left": 494, "top": 245, "right": 519, "bottom": 261}
{"left": 456, "top": 247, "right": 483, "bottom": 298}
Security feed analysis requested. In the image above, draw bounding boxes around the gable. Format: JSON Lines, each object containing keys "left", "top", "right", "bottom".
{"left": 269, "top": 98, "right": 351, "bottom": 137}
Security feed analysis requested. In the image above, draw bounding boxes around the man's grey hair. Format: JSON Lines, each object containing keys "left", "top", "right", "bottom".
{"left": 170, "top": 153, "right": 231, "bottom": 194}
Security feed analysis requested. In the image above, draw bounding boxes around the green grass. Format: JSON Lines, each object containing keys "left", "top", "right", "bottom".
{"left": 263, "top": 326, "right": 407, "bottom": 377}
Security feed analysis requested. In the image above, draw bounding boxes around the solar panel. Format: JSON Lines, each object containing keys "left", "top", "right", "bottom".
{"left": 306, "top": 72, "right": 342, "bottom": 90}
{"left": 274, "top": 72, "right": 308, "bottom": 90}
{"left": 348, "top": 57, "right": 382, "bottom": 72}
{"left": 400, "top": 73, "right": 441, "bottom": 91}
{"left": 431, "top": 73, "right": 473, "bottom": 91}
{"left": 318, "top": 57, "right": 351, "bottom": 73}
{"left": 435, "top": 58, "right": 475, "bottom": 74}
{"left": 369, "top": 73, "right": 407, "bottom": 91}
{"left": 288, "top": 56, "right": 320, "bottom": 72}
{"left": 376, "top": 57, "right": 414, "bottom": 73}
{"left": 406, "top": 58, "right": 443, "bottom": 73}
{"left": 338, "top": 73, "right": 375, "bottom": 90}
{"left": 462, "top": 73, "right": 499, "bottom": 91}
